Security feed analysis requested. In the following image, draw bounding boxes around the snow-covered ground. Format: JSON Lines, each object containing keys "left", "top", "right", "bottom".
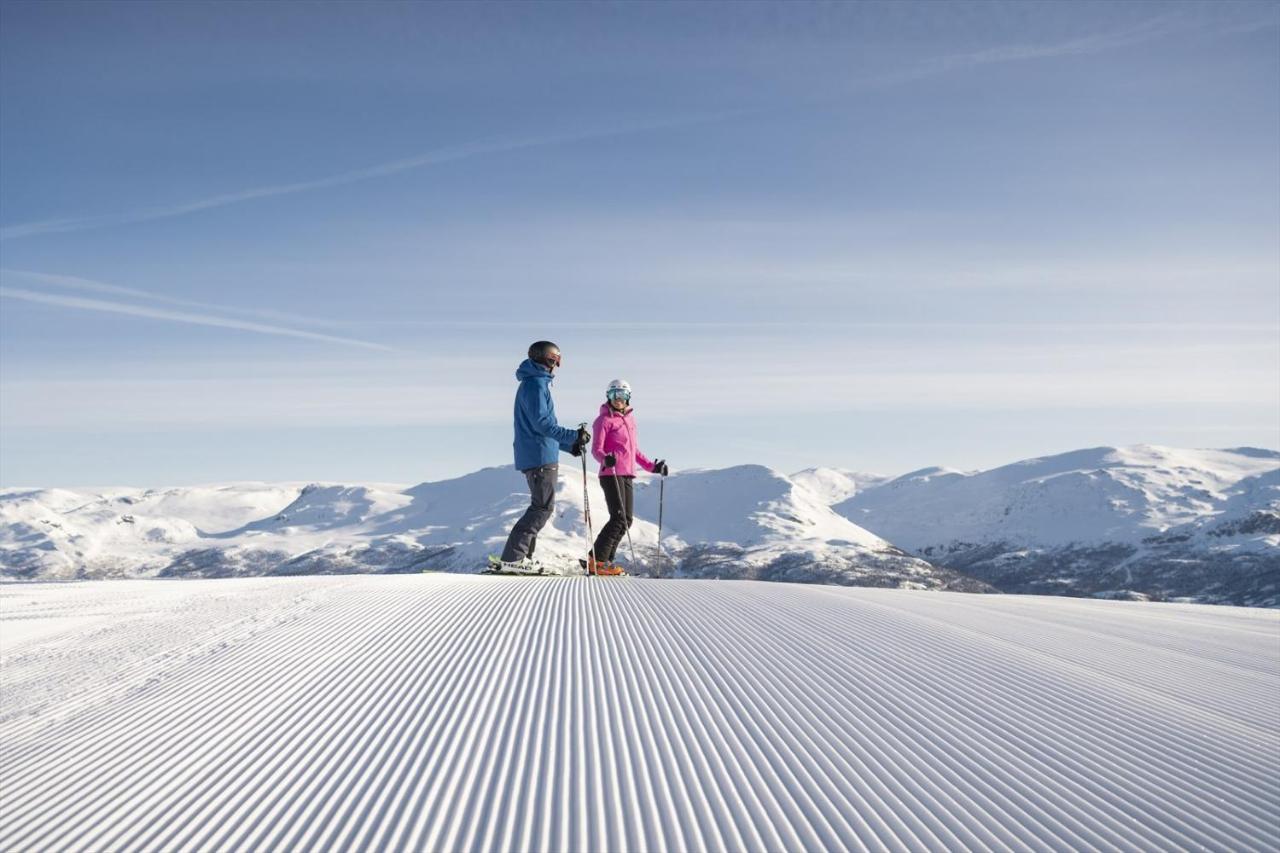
{"left": 2, "top": 576, "right": 1277, "bottom": 851}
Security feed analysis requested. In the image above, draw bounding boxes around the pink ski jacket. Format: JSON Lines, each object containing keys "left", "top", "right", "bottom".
{"left": 591, "top": 403, "right": 655, "bottom": 477}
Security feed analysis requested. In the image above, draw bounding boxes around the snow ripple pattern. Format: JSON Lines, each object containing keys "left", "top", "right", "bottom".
{"left": 1, "top": 576, "right": 1277, "bottom": 852}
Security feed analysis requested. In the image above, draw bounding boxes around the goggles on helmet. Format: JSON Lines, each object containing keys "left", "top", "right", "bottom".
{"left": 606, "top": 387, "right": 631, "bottom": 403}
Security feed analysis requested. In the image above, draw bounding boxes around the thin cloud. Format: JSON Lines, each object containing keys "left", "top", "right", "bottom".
{"left": 0, "top": 287, "right": 395, "bottom": 351}
{"left": 1, "top": 268, "right": 347, "bottom": 329}
{"left": 0, "top": 112, "right": 744, "bottom": 241}
{"left": 941, "top": 14, "right": 1189, "bottom": 66}
{"left": 0, "top": 12, "right": 1248, "bottom": 243}
{"left": 351, "top": 319, "right": 1280, "bottom": 332}
{"left": 863, "top": 13, "right": 1204, "bottom": 89}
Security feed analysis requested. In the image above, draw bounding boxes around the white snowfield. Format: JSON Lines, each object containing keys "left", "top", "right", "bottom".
{"left": 2, "top": 575, "right": 1277, "bottom": 852}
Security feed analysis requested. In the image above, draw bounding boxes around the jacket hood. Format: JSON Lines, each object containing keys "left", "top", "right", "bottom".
{"left": 516, "top": 358, "right": 552, "bottom": 382}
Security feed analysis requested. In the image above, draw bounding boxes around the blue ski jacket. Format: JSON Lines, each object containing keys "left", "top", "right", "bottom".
{"left": 512, "top": 358, "right": 579, "bottom": 471}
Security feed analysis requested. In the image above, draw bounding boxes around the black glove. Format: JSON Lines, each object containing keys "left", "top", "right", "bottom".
{"left": 571, "top": 426, "right": 590, "bottom": 457}
{"left": 604, "top": 454, "right": 617, "bottom": 468}
{"left": 652, "top": 459, "right": 669, "bottom": 477}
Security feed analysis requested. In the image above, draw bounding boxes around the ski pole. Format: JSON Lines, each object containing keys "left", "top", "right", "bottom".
{"left": 579, "top": 423, "right": 595, "bottom": 575}
{"left": 657, "top": 476, "right": 665, "bottom": 578}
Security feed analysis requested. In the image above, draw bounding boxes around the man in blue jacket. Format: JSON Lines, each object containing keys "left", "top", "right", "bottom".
{"left": 496, "top": 340, "right": 589, "bottom": 573}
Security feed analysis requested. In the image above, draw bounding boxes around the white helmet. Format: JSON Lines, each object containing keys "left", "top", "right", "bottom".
{"left": 606, "top": 379, "right": 632, "bottom": 402}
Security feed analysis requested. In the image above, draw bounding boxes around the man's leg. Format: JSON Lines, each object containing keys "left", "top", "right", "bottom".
{"left": 500, "top": 463, "right": 558, "bottom": 562}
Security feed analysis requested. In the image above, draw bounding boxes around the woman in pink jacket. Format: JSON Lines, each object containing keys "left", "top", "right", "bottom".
{"left": 587, "top": 379, "right": 668, "bottom": 575}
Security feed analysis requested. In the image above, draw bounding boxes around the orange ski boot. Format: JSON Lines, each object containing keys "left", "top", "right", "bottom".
{"left": 584, "top": 556, "right": 625, "bottom": 576}
{"left": 595, "top": 561, "right": 626, "bottom": 576}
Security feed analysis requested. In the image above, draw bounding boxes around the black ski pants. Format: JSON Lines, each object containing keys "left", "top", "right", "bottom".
{"left": 593, "top": 475, "right": 634, "bottom": 563}
{"left": 501, "top": 463, "right": 557, "bottom": 562}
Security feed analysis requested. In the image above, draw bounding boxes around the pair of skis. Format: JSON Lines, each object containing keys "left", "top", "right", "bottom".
{"left": 480, "top": 555, "right": 627, "bottom": 577}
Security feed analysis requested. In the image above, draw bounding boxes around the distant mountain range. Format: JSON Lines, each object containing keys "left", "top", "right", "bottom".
{"left": 0, "top": 465, "right": 981, "bottom": 593}
{"left": 834, "top": 446, "right": 1280, "bottom": 606}
{"left": 3, "top": 445, "right": 1277, "bottom": 605}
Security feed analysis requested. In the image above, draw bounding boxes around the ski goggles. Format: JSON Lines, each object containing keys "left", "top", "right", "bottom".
{"left": 606, "top": 388, "right": 631, "bottom": 403}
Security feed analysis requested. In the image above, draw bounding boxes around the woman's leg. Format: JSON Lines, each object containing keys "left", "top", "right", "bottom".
{"left": 593, "top": 476, "right": 627, "bottom": 561}
{"left": 615, "top": 477, "right": 635, "bottom": 563}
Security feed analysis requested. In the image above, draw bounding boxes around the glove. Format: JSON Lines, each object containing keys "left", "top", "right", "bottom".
{"left": 652, "top": 459, "right": 669, "bottom": 477}
{"left": 604, "top": 454, "right": 617, "bottom": 468}
{"left": 570, "top": 427, "right": 590, "bottom": 457}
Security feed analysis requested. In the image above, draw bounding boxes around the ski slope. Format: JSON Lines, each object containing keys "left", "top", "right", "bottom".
{"left": 2, "top": 576, "right": 1278, "bottom": 852}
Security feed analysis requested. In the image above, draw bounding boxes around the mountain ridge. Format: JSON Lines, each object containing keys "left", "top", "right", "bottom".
{"left": 1, "top": 463, "right": 984, "bottom": 593}
{"left": 835, "top": 444, "right": 1279, "bottom": 606}
{"left": 3, "top": 445, "right": 1276, "bottom": 605}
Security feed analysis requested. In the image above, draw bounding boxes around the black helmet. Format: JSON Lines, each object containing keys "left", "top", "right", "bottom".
{"left": 528, "top": 340, "right": 561, "bottom": 368}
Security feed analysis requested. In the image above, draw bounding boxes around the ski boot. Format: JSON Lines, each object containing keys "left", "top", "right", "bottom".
{"left": 583, "top": 556, "right": 626, "bottom": 576}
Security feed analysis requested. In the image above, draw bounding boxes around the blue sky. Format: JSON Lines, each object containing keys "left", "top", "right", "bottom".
{"left": 2, "top": 0, "right": 1277, "bottom": 486}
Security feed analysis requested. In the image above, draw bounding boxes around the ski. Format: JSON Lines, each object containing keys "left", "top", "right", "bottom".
{"left": 482, "top": 554, "right": 540, "bottom": 576}
{"left": 482, "top": 555, "right": 577, "bottom": 576}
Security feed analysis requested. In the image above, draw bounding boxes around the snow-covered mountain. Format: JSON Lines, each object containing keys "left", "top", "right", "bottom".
{"left": 5, "top": 445, "right": 1276, "bottom": 604}
{"left": 789, "top": 467, "right": 893, "bottom": 505}
{"left": 834, "top": 445, "right": 1280, "bottom": 606}
{"left": 0, "top": 465, "right": 985, "bottom": 592}
{"left": 634, "top": 465, "right": 981, "bottom": 588}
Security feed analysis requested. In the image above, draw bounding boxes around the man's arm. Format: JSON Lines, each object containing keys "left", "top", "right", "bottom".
{"left": 520, "top": 381, "right": 578, "bottom": 448}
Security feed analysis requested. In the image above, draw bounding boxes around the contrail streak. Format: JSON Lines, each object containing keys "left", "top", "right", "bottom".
{"left": 0, "top": 12, "right": 1256, "bottom": 243}
{"left": 0, "top": 113, "right": 744, "bottom": 241}
{"left": 0, "top": 287, "right": 395, "bottom": 351}
{"left": 0, "top": 268, "right": 347, "bottom": 329}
